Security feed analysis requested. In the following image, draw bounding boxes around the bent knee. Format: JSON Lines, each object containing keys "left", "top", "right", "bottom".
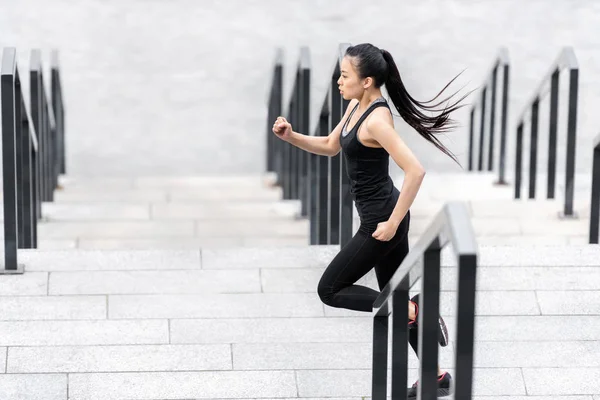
{"left": 317, "top": 281, "right": 335, "bottom": 305}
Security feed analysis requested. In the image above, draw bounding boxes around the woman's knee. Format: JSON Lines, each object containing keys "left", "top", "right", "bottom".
{"left": 317, "top": 279, "right": 335, "bottom": 305}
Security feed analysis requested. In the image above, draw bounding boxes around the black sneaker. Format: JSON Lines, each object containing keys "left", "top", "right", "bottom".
{"left": 408, "top": 294, "right": 449, "bottom": 347}
{"left": 407, "top": 371, "right": 453, "bottom": 399}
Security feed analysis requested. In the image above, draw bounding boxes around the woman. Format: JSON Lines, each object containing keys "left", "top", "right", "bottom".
{"left": 272, "top": 43, "right": 468, "bottom": 398}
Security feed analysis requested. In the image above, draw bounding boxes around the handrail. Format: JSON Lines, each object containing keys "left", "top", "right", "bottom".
{"left": 514, "top": 47, "right": 579, "bottom": 218}
{"left": 589, "top": 132, "right": 600, "bottom": 243}
{"left": 468, "top": 47, "right": 510, "bottom": 185}
{"left": 371, "top": 202, "right": 478, "bottom": 400}
{"left": 1, "top": 47, "right": 41, "bottom": 273}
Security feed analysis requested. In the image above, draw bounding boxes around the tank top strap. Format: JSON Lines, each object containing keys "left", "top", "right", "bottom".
{"left": 352, "top": 101, "right": 390, "bottom": 132}
{"left": 342, "top": 102, "right": 360, "bottom": 133}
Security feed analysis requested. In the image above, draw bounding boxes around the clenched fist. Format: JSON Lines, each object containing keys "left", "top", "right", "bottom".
{"left": 272, "top": 116, "right": 292, "bottom": 141}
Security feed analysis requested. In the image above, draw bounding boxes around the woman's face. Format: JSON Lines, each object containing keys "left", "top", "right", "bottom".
{"left": 338, "top": 56, "right": 365, "bottom": 101}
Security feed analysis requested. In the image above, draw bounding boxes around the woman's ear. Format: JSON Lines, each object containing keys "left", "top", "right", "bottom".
{"left": 363, "top": 77, "right": 373, "bottom": 90}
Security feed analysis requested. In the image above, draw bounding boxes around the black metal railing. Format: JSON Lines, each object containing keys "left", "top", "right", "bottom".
{"left": 371, "top": 201, "right": 478, "bottom": 400}
{"left": 514, "top": 47, "right": 579, "bottom": 218}
{"left": 2, "top": 48, "right": 39, "bottom": 273}
{"left": 589, "top": 133, "right": 600, "bottom": 244}
{"left": 268, "top": 47, "right": 311, "bottom": 212}
{"left": 266, "top": 48, "right": 283, "bottom": 179}
{"left": 1, "top": 47, "right": 66, "bottom": 274}
{"left": 266, "top": 43, "right": 355, "bottom": 247}
{"left": 468, "top": 47, "right": 510, "bottom": 185}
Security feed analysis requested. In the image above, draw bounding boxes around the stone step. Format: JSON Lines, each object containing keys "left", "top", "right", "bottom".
{"left": 56, "top": 173, "right": 278, "bottom": 190}
{"left": 10, "top": 220, "right": 309, "bottom": 240}
{"left": 53, "top": 186, "right": 283, "bottom": 202}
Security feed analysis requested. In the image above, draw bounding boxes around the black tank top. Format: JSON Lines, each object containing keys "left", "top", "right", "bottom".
{"left": 339, "top": 99, "right": 400, "bottom": 228}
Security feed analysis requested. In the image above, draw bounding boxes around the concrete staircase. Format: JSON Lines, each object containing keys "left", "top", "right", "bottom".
{"left": 2, "top": 244, "right": 600, "bottom": 398}
{"left": 2, "top": 170, "right": 599, "bottom": 398}
{"left": 7, "top": 171, "right": 592, "bottom": 249}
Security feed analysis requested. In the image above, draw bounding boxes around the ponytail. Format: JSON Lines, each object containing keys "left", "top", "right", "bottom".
{"left": 380, "top": 49, "right": 469, "bottom": 167}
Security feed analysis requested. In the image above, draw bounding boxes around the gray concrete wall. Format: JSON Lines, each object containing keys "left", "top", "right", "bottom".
{"left": 2, "top": 0, "right": 600, "bottom": 182}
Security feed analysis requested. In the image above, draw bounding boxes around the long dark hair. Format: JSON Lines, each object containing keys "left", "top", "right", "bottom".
{"left": 345, "top": 43, "right": 470, "bottom": 166}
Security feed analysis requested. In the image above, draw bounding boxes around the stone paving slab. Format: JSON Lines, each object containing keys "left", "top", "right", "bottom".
{"left": 54, "top": 189, "right": 168, "bottom": 202}
{"left": 523, "top": 368, "right": 600, "bottom": 395}
{"left": 0, "top": 296, "right": 106, "bottom": 321}
{"left": 473, "top": 341, "right": 600, "bottom": 368}
{"left": 109, "top": 293, "right": 325, "bottom": 319}
{"left": 77, "top": 237, "right": 245, "bottom": 249}
{"left": 325, "top": 290, "right": 540, "bottom": 317}
{"left": 36, "top": 221, "right": 196, "bottom": 239}
{"left": 171, "top": 315, "right": 600, "bottom": 344}
{"left": 0, "top": 347, "right": 5, "bottom": 373}
{"left": 474, "top": 316, "right": 600, "bottom": 341}
{"left": 132, "top": 175, "right": 275, "bottom": 188}
{"left": 194, "top": 220, "right": 308, "bottom": 236}
{"left": 48, "top": 269, "right": 260, "bottom": 295}
{"left": 170, "top": 317, "right": 373, "bottom": 344}
{"left": 151, "top": 201, "right": 299, "bottom": 219}
{"left": 296, "top": 368, "right": 524, "bottom": 397}
{"left": 36, "top": 239, "right": 78, "bottom": 250}
{"left": 232, "top": 342, "right": 454, "bottom": 371}
{"left": 0, "top": 320, "right": 168, "bottom": 346}
{"left": 0, "top": 374, "right": 67, "bottom": 400}
{"left": 0, "top": 272, "right": 48, "bottom": 296}
{"left": 7, "top": 344, "right": 231, "bottom": 373}
{"left": 536, "top": 291, "right": 600, "bottom": 315}
{"left": 169, "top": 188, "right": 282, "bottom": 201}
{"left": 42, "top": 203, "right": 151, "bottom": 221}
{"left": 20, "top": 249, "right": 201, "bottom": 271}
{"left": 201, "top": 246, "right": 340, "bottom": 269}
{"left": 67, "top": 370, "right": 297, "bottom": 400}
{"left": 201, "top": 243, "right": 600, "bottom": 270}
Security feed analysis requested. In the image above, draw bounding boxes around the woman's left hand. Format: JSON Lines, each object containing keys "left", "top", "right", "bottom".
{"left": 372, "top": 220, "right": 399, "bottom": 241}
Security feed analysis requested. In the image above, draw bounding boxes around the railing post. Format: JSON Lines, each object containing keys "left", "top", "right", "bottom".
{"left": 299, "top": 49, "right": 311, "bottom": 218}
{"left": 390, "top": 283, "right": 409, "bottom": 400}
{"left": 488, "top": 66, "right": 497, "bottom": 171}
{"left": 1, "top": 47, "right": 21, "bottom": 273}
{"left": 496, "top": 61, "right": 510, "bottom": 185}
{"left": 589, "top": 137, "right": 600, "bottom": 244}
{"left": 340, "top": 95, "right": 352, "bottom": 247}
{"left": 309, "top": 122, "right": 320, "bottom": 245}
{"left": 529, "top": 98, "right": 540, "bottom": 199}
{"left": 371, "top": 314, "right": 389, "bottom": 400}
{"left": 563, "top": 64, "right": 579, "bottom": 218}
{"left": 51, "top": 50, "right": 66, "bottom": 175}
{"left": 290, "top": 72, "right": 299, "bottom": 201}
{"left": 328, "top": 73, "right": 342, "bottom": 245}
{"left": 547, "top": 69, "right": 560, "bottom": 199}
{"left": 468, "top": 109, "right": 475, "bottom": 171}
{"left": 453, "top": 252, "right": 478, "bottom": 400}
{"left": 417, "top": 238, "right": 442, "bottom": 400}
{"left": 515, "top": 123, "right": 523, "bottom": 199}
{"left": 267, "top": 49, "right": 283, "bottom": 174}
{"left": 477, "top": 87, "right": 487, "bottom": 171}
{"left": 317, "top": 107, "right": 330, "bottom": 245}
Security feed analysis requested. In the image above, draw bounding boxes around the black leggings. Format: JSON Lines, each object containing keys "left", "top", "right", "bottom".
{"left": 317, "top": 210, "right": 419, "bottom": 355}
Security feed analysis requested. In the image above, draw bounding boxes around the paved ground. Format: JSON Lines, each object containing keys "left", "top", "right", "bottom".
{"left": 2, "top": 245, "right": 600, "bottom": 399}
{"left": 2, "top": 0, "right": 600, "bottom": 177}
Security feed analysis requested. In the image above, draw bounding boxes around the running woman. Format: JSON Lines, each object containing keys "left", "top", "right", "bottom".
{"left": 272, "top": 43, "right": 468, "bottom": 398}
